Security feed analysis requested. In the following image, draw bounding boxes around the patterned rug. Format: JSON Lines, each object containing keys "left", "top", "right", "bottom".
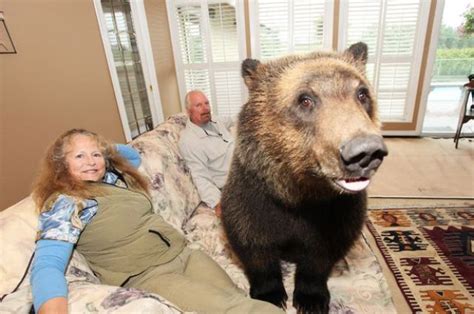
{"left": 365, "top": 207, "right": 474, "bottom": 313}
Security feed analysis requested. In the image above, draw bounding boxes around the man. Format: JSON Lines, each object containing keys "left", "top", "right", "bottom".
{"left": 178, "top": 90, "right": 235, "bottom": 216}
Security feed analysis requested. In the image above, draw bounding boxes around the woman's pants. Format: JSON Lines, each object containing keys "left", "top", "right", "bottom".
{"left": 123, "top": 247, "right": 284, "bottom": 313}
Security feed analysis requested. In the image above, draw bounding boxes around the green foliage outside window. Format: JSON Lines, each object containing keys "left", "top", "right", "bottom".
{"left": 433, "top": 24, "right": 474, "bottom": 82}
{"left": 462, "top": 6, "right": 473, "bottom": 34}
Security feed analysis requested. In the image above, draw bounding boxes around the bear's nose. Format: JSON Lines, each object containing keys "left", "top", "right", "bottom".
{"left": 340, "top": 134, "right": 388, "bottom": 176}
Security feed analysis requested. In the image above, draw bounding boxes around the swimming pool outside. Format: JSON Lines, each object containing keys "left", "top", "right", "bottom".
{"left": 422, "top": 83, "right": 474, "bottom": 135}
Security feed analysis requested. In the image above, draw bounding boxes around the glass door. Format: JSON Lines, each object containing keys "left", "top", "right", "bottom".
{"left": 95, "top": 0, "right": 164, "bottom": 140}
{"left": 339, "top": 0, "right": 432, "bottom": 134}
{"left": 422, "top": 0, "right": 474, "bottom": 135}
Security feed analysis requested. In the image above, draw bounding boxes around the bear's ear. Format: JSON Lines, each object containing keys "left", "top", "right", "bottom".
{"left": 241, "top": 58, "right": 261, "bottom": 89}
{"left": 344, "top": 42, "right": 368, "bottom": 70}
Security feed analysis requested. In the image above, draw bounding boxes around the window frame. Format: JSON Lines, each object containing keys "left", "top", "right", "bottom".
{"left": 248, "top": 0, "right": 335, "bottom": 60}
{"left": 94, "top": 0, "right": 164, "bottom": 141}
{"left": 166, "top": 0, "right": 248, "bottom": 115}
{"left": 338, "top": 0, "right": 433, "bottom": 134}
{"left": 166, "top": 0, "right": 442, "bottom": 135}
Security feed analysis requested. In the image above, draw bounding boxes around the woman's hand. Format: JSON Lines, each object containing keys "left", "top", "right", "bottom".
{"left": 38, "top": 297, "right": 68, "bottom": 314}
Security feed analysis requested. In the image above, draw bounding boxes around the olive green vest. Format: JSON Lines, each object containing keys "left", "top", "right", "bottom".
{"left": 76, "top": 183, "right": 186, "bottom": 286}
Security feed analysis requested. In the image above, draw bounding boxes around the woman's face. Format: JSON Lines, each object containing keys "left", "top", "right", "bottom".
{"left": 65, "top": 134, "right": 106, "bottom": 182}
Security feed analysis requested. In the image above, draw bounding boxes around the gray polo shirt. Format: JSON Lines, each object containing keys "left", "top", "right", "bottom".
{"left": 178, "top": 116, "right": 235, "bottom": 208}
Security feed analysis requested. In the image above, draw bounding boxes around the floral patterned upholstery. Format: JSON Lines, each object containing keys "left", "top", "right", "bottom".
{"left": 184, "top": 207, "right": 396, "bottom": 313}
{"left": 0, "top": 113, "right": 396, "bottom": 313}
{"left": 130, "top": 114, "right": 201, "bottom": 231}
{"left": 132, "top": 113, "right": 396, "bottom": 313}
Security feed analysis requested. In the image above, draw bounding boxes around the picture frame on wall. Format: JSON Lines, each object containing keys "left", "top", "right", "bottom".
{"left": 0, "top": 11, "right": 17, "bottom": 54}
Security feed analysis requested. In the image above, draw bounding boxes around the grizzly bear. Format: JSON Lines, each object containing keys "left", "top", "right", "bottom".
{"left": 221, "top": 42, "right": 388, "bottom": 313}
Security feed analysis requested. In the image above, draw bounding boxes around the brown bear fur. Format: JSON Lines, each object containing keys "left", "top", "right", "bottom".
{"left": 221, "top": 43, "right": 387, "bottom": 313}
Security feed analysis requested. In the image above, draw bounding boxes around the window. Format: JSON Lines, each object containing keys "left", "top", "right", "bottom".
{"left": 95, "top": 0, "right": 164, "bottom": 140}
{"left": 339, "top": 0, "right": 431, "bottom": 123}
{"left": 168, "top": 0, "right": 333, "bottom": 116}
{"left": 422, "top": 0, "right": 474, "bottom": 134}
{"left": 167, "top": 0, "right": 247, "bottom": 117}
{"left": 168, "top": 0, "right": 437, "bottom": 131}
{"left": 249, "top": 0, "right": 334, "bottom": 60}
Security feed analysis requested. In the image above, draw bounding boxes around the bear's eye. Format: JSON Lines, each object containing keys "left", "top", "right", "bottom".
{"left": 356, "top": 87, "right": 372, "bottom": 112}
{"left": 357, "top": 87, "right": 369, "bottom": 103}
{"left": 298, "top": 95, "right": 315, "bottom": 109}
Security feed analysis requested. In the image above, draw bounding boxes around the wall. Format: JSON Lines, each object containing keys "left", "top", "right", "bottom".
{"left": 145, "top": 0, "right": 182, "bottom": 117}
{"left": 0, "top": 0, "right": 126, "bottom": 209}
{"left": 0, "top": 20, "right": 5, "bottom": 208}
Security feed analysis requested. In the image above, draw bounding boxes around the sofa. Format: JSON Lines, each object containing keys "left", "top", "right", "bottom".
{"left": 0, "top": 113, "right": 396, "bottom": 313}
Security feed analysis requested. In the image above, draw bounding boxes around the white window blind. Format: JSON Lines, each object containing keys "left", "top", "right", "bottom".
{"left": 249, "top": 0, "right": 333, "bottom": 60}
{"left": 167, "top": 0, "right": 247, "bottom": 117}
{"left": 340, "top": 0, "right": 430, "bottom": 122}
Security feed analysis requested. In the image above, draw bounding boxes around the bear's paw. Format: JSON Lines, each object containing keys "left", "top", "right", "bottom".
{"left": 250, "top": 283, "right": 288, "bottom": 310}
{"left": 293, "top": 285, "right": 330, "bottom": 314}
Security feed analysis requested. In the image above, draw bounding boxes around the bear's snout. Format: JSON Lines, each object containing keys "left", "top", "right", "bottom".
{"left": 340, "top": 134, "right": 388, "bottom": 178}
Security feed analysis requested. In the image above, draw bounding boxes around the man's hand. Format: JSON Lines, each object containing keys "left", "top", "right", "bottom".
{"left": 214, "top": 202, "right": 222, "bottom": 218}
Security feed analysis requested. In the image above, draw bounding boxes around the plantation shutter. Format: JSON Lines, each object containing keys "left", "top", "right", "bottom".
{"left": 249, "top": 0, "right": 333, "bottom": 60}
{"left": 339, "top": 0, "right": 430, "bottom": 122}
{"left": 167, "top": 0, "right": 247, "bottom": 117}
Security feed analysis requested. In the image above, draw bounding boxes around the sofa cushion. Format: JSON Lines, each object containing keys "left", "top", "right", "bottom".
{"left": 184, "top": 209, "right": 397, "bottom": 313}
{"left": 131, "top": 113, "right": 201, "bottom": 230}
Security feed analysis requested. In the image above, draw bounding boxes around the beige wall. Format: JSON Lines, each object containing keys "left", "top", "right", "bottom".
{"left": 0, "top": 21, "right": 5, "bottom": 209}
{"left": 0, "top": 0, "right": 126, "bottom": 209}
{"left": 145, "top": 0, "right": 182, "bottom": 117}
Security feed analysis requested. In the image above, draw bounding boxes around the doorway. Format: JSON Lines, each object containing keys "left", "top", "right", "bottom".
{"left": 422, "top": 0, "right": 474, "bottom": 136}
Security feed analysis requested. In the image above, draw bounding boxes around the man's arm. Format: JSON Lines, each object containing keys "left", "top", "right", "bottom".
{"left": 179, "top": 141, "right": 221, "bottom": 209}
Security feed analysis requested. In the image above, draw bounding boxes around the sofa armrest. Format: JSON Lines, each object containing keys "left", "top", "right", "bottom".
{"left": 0, "top": 197, "right": 37, "bottom": 297}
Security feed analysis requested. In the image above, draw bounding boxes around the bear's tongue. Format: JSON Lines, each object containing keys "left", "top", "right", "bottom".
{"left": 335, "top": 177, "right": 370, "bottom": 192}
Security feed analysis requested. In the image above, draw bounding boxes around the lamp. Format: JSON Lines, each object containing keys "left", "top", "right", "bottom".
{"left": 0, "top": 11, "right": 17, "bottom": 54}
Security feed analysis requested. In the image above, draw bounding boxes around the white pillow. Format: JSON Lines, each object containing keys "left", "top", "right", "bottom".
{"left": 0, "top": 196, "right": 37, "bottom": 297}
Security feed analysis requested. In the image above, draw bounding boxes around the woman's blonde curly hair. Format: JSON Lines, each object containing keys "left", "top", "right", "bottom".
{"left": 32, "top": 129, "right": 149, "bottom": 212}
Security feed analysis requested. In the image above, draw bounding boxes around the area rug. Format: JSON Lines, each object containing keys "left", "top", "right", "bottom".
{"left": 365, "top": 207, "right": 474, "bottom": 313}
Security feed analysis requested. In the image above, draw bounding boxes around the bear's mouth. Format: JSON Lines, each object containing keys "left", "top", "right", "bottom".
{"left": 334, "top": 177, "right": 370, "bottom": 192}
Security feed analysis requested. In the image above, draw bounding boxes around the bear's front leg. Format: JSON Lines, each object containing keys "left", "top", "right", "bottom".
{"left": 239, "top": 250, "right": 288, "bottom": 309}
{"left": 293, "top": 259, "right": 332, "bottom": 314}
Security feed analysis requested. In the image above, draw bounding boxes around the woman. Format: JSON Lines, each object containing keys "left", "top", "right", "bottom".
{"left": 31, "top": 129, "right": 282, "bottom": 314}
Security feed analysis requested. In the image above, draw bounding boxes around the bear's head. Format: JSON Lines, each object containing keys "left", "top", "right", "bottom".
{"left": 236, "top": 42, "right": 387, "bottom": 203}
